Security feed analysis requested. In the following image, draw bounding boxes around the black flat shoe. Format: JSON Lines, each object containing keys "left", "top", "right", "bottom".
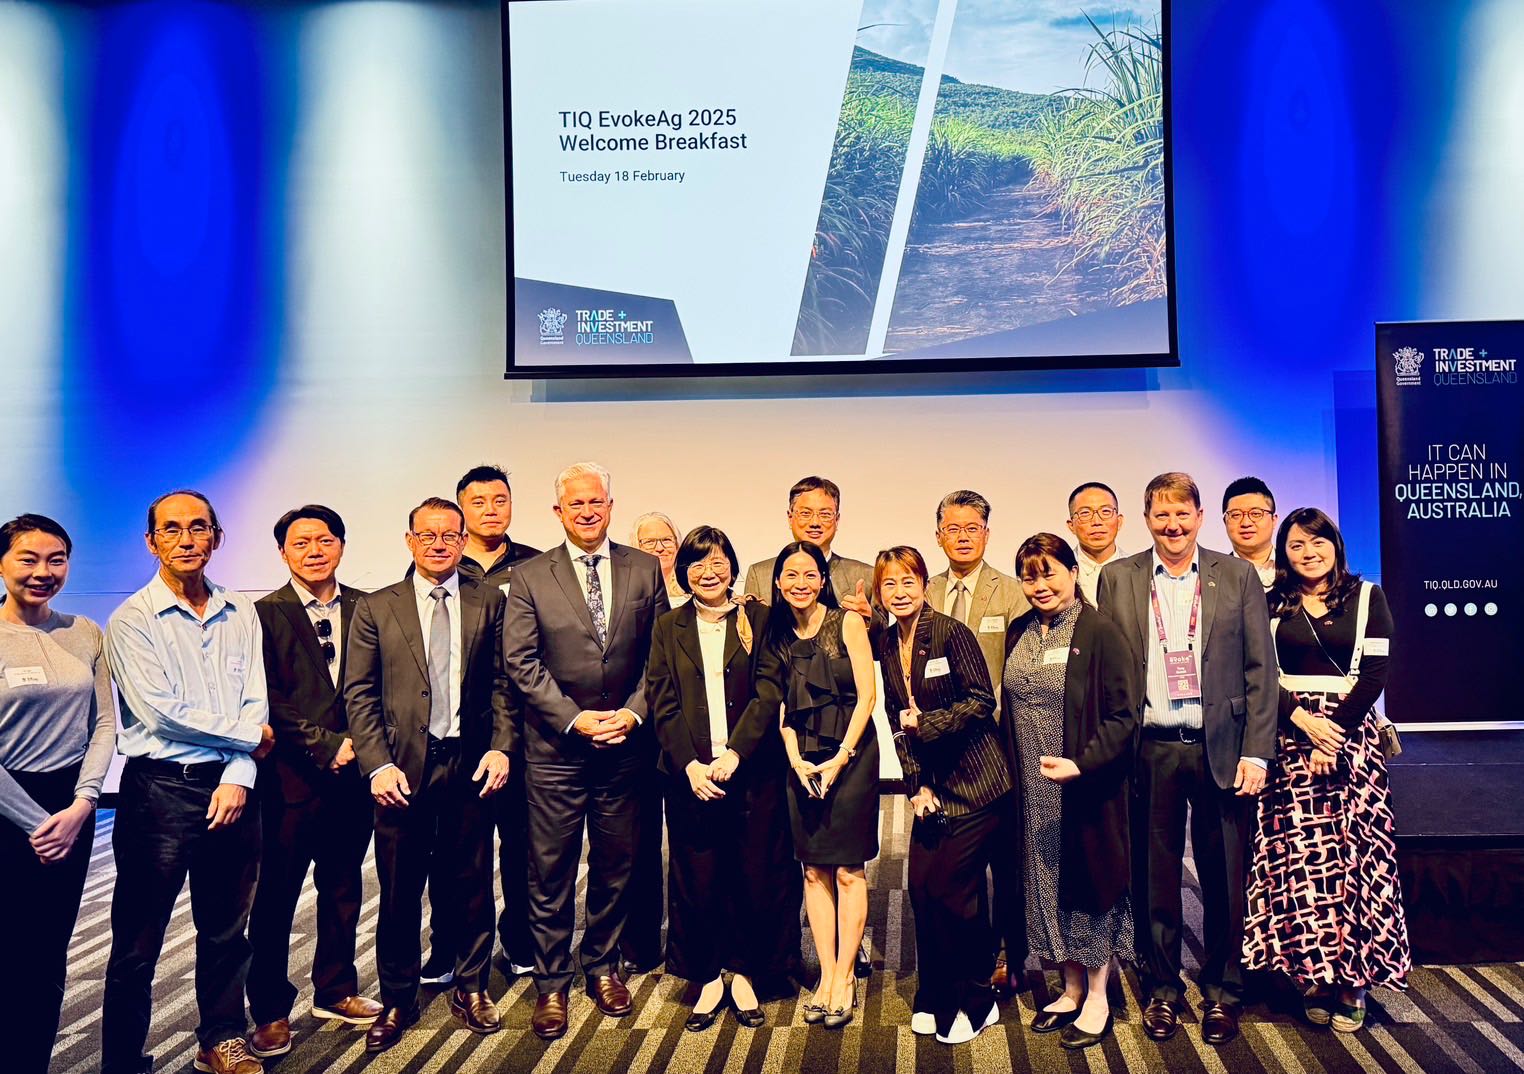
{"left": 685, "top": 1007, "right": 721, "bottom": 1032}
{"left": 733, "top": 1004, "right": 765, "bottom": 1028}
{"left": 1030, "top": 1007, "right": 1080, "bottom": 1033}
{"left": 1059, "top": 1012, "right": 1114, "bottom": 1050}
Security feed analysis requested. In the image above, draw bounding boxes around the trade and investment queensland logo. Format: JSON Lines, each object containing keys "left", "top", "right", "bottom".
{"left": 537, "top": 307, "right": 568, "bottom": 345}
{"left": 1393, "top": 346, "right": 1424, "bottom": 386}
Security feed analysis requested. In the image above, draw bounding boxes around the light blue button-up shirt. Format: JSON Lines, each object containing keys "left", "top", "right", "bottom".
{"left": 1143, "top": 549, "right": 1204, "bottom": 730}
{"left": 105, "top": 573, "right": 269, "bottom": 788}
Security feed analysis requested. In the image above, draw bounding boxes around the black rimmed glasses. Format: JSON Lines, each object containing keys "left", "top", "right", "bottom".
{"left": 1224, "top": 508, "right": 1274, "bottom": 523}
{"left": 410, "top": 531, "right": 465, "bottom": 547}
{"left": 1070, "top": 507, "right": 1118, "bottom": 523}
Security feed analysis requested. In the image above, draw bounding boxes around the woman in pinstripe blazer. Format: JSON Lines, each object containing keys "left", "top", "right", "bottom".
{"left": 875, "top": 546, "right": 1013, "bottom": 1047}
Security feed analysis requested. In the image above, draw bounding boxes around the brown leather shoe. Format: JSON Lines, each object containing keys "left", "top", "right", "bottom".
{"left": 587, "top": 973, "right": 633, "bottom": 1017}
{"left": 451, "top": 989, "right": 502, "bottom": 1034}
{"left": 990, "top": 957, "right": 1014, "bottom": 997}
{"left": 1201, "top": 1002, "right": 1240, "bottom": 1045}
{"left": 1143, "top": 997, "right": 1180, "bottom": 1041}
{"left": 246, "top": 1019, "right": 291, "bottom": 1058}
{"left": 312, "top": 995, "right": 383, "bottom": 1024}
{"left": 192, "top": 1038, "right": 263, "bottom": 1074}
{"left": 364, "top": 1005, "right": 419, "bottom": 1053}
{"left": 532, "top": 990, "right": 570, "bottom": 1040}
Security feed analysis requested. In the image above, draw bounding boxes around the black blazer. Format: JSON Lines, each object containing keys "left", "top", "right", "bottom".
{"left": 344, "top": 574, "right": 514, "bottom": 790}
{"left": 877, "top": 608, "right": 1009, "bottom": 816}
{"left": 502, "top": 543, "right": 670, "bottom": 764}
{"left": 1003, "top": 604, "right": 1139, "bottom": 913}
{"left": 255, "top": 581, "right": 364, "bottom": 801}
{"left": 645, "top": 601, "right": 780, "bottom": 775}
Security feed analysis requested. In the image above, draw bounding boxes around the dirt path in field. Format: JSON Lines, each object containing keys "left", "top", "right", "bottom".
{"left": 883, "top": 178, "right": 1115, "bottom": 352}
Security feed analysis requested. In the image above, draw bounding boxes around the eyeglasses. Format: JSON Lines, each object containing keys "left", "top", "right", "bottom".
{"left": 1224, "top": 508, "right": 1274, "bottom": 523}
{"left": 791, "top": 509, "right": 837, "bottom": 523}
{"left": 314, "top": 617, "right": 336, "bottom": 663}
{"left": 938, "top": 524, "right": 986, "bottom": 538}
{"left": 1070, "top": 507, "right": 1117, "bottom": 522}
{"left": 685, "top": 558, "right": 731, "bottom": 576}
{"left": 152, "top": 522, "right": 216, "bottom": 541}
{"left": 410, "top": 531, "right": 465, "bottom": 547}
{"left": 638, "top": 537, "right": 677, "bottom": 551}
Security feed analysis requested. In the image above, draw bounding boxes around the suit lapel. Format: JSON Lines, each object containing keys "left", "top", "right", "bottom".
{"left": 722, "top": 608, "right": 744, "bottom": 669}
{"left": 927, "top": 573, "right": 948, "bottom": 615}
{"left": 904, "top": 608, "right": 935, "bottom": 704}
{"left": 276, "top": 584, "right": 331, "bottom": 683}
{"left": 384, "top": 583, "right": 429, "bottom": 679}
{"left": 969, "top": 567, "right": 1000, "bottom": 628}
{"left": 1133, "top": 554, "right": 1152, "bottom": 644}
{"left": 1198, "top": 551, "right": 1219, "bottom": 651}
{"left": 548, "top": 546, "right": 599, "bottom": 642}
{"left": 337, "top": 585, "right": 362, "bottom": 687}
{"left": 674, "top": 602, "right": 703, "bottom": 673}
{"left": 606, "top": 544, "right": 632, "bottom": 644}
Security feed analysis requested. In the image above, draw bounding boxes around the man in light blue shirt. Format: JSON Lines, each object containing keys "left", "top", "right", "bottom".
{"left": 102, "top": 490, "right": 273, "bottom": 1074}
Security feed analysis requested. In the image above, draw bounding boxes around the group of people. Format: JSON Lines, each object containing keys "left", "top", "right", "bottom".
{"left": 0, "top": 464, "right": 1411, "bottom": 1073}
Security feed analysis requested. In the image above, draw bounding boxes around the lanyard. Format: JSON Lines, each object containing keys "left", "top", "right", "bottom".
{"left": 1149, "top": 572, "right": 1201, "bottom": 652}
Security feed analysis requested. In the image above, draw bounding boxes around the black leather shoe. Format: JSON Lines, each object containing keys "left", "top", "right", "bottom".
{"left": 1201, "top": 1002, "right": 1240, "bottom": 1046}
{"left": 1143, "top": 998, "right": 1180, "bottom": 1041}
{"left": 364, "top": 1005, "right": 419, "bottom": 1053}
{"left": 1030, "top": 1007, "right": 1080, "bottom": 1034}
{"left": 1059, "top": 1011, "right": 1114, "bottom": 1050}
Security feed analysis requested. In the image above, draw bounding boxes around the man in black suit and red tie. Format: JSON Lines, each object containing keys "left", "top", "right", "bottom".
{"left": 502, "top": 462, "right": 669, "bottom": 1040}
{"left": 246, "top": 506, "right": 382, "bottom": 1060}
{"left": 343, "top": 497, "right": 513, "bottom": 1053}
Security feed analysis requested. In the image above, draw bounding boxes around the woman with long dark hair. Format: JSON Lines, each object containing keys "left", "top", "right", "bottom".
{"left": 0, "top": 514, "right": 118, "bottom": 1073}
{"left": 1243, "top": 508, "right": 1409, "bottom": 1032}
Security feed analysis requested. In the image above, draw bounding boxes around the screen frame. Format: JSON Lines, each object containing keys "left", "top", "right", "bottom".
{"left": 501, "top": 0, "right": 1178, "bottom": 381}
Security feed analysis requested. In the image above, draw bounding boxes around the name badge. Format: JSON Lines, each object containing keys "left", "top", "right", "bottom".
{"left": 1361, "top": 637, "right": 1389, "bottom": 657}
{"left": 4, "top": 665, "right": 47, "bottom": 687}
{"left": 499, "top": 582, "right": 512, "bottom": 595}
{"left": 924, "top": 656, "right": 951, "bottom": 679}
{"left": 1163, "top": 650, "right": 1200, "bottom": 701}
{"left": 978, "top": 615, "right": 1005, "bottom": 634}
{"left": 1041, "top": 647, "right": 1068, "bottom": 666}
{"left": 228, "top": 656, "right": 246, "bottom": 677}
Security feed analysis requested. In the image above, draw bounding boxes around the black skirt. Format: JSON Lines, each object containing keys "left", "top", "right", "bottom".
{"left": 787, "top": 735, "right": 880, "bottom": 865}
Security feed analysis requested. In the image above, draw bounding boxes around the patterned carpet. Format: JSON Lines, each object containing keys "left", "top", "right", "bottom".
{"left": 49, "top": 797, "right": 1524, "bottom": 1074}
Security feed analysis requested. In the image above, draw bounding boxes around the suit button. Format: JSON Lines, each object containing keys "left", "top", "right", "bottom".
{"left": 421, "top": 689, "right": 429, "bottom": 697}
{"left": 602, "top": 656, "right": 608, "bottom": 664}
{"left": 418, "top": 725, "right": 427, "bottom": 733}
{"left": 601, "top": 692, "right": 608, "bottom": 700}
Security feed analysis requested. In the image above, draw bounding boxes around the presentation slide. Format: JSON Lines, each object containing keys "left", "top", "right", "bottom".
{"left": 506, "top": 0, "right": 1173, "bottom": 375}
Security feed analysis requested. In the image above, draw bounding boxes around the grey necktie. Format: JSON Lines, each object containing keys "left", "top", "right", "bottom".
{"left": 581, "top": 554, "right": 607, "bottom": 648}
{"left": 428, "top": 586, "right": 453, "bottom": 739}
{"left": 951, "top": 580, "right": 969, "bottom": 625}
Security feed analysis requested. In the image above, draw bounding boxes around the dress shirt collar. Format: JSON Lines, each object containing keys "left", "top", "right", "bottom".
{"left": 1151, "top": 546, "right": 1201, "bottom": 579}
{"left": 564, "top": 537, "right": 613, "bottom": 563}
{"left": 290, "top": 577, "right": 343, "bottom": 610}
{"left": 147, "top": 571, "right": 230, "bottom": 621}
{"left": 946, "top": 560, "right": 983, "bottom": 595}
{"left": 411, "top": 568, "right": 460, "bottom": 600}
{"left": 1076, "top": 543, "right": 1122, "bottom": 569}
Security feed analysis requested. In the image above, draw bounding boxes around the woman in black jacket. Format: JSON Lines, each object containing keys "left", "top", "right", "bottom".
{"left": 645, "top": 527, "right": 793, "bottom": 1030}
{"left": 876, "top": 546, "right": 1011, "bottom": 1047}
{"left": 1002, "top": 533, "right": 1139, "bottom": 1050}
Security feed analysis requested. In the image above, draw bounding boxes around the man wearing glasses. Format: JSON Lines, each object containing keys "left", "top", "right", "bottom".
{"left": 344, "top": 497, "right": 513, "bottom": 1053}
{"left": 742, "top": 476, "right": 874, "bottom": 618}
{"left": 1065, "top": 482, "right": 1127, "bottom": 607}
{"left": 245, "top": 506, "right": 382, "bottom": 1060}
{"left": 1220, "top": 477, "right": 1278, "bottom": 591}
{"left": 103, "top": 490, "right": 275, "bottom": 1074}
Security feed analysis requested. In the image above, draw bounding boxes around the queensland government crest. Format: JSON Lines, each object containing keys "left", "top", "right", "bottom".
{"left": 1393, "top": 346, "right": 1424, "bottom": 386}
{"left": 538, "top": 307, "right": 568, "bottom": 345}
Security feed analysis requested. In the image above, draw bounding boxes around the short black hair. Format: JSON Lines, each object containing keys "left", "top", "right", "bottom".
{"left": 1222, "top": 476, "right": 1276, "bottom": 514}
{"left": 936, "top": 490, "right": 991, "bottom": 525}
{"left": 146, "top": 489, "right": 220, "bottom": 535}
{"left": 788, "top": 475, "right": 841, "bottom": 510}
{"left": 456, "top": 465, "right": 512, "bottom": 500}
{"left": 273, "top": 505, "right": 347, "bottom": 547}
{"left": 673, "top": 525, "right": 741, "bottom": 594}
{"left": 0, "top": 514, "right": 73, "bottom": 558}
{"left": 409, "top": 497, "right": 464, "bottom": 531}
{"left": 1067, "top": 482, "right": 1118, "bottom": 513}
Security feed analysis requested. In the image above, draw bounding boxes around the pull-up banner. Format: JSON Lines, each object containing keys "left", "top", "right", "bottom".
{"left": 1376, "top": 320, "right": 1523, "bottom": 724}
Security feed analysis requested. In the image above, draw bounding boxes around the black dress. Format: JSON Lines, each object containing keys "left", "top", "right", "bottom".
{"left": 780, "top": 609, "right": 879, "bottom": 865}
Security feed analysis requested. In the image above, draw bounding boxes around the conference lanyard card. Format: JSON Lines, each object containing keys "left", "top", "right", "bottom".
{"left": 1163, "top": 650, "right": 1200, "bottom": 701}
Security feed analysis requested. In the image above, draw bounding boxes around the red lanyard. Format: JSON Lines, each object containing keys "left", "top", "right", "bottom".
{"left": 1149, "top": 573, "right": 1201, "bottom": 652}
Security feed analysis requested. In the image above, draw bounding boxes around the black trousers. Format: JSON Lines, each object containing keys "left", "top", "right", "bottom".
{"left": 909, "top": 801, "right": 1002, "bottom": 1032}
{"left": 525, "top": 749, "right": 639, "bottom": 993}
{"left": 102, "top": 759, "right": 261, "bottom": 1074}
{"left": 988, "top": 796, "right": 1026, "bottom": 971}
{"left": 620, "top": 757, "right": 667, "bottom": 969}
{"left": 372, "top": 744, "right": 493, "bottom": 1010}
{"left": 1133, "top": 737, "right": 1252, "bottom": 1006}
{"left": 246, "top": 771, "right": 374, "bottom": 1022}
{"left": 664, "top": 768, "right": 794, "bottom": 984}
{"left": 1, "top": 765, "right": 94, "bottom": 1074}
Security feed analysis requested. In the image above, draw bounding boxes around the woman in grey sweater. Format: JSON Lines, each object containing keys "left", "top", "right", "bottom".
{"left": 0, "top": 514, "right": 118, "bottom": 1074}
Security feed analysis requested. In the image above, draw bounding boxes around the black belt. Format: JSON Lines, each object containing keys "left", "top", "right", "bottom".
{"left": 127, "top": 756, "right": 225, "bottom": 783}
{"left": 1142, "top": 725, "right": 1205, "bottom": 745}
{"left": 426, "top": 735, "right": 460, "bottom": 759}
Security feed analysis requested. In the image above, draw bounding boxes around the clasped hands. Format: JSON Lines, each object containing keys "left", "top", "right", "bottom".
{"left": 685, "top": 749, "right": 741, "bottom": 801}
{"left": 572, "top": 708, "right": 638, "bottom": 747}
{"left": 792, "top": 748, "right": 849, "bottom": 799}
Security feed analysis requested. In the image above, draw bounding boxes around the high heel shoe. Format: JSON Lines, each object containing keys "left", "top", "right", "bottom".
{"left": 823, "top": 980, "right": 858, "bottom": 1029}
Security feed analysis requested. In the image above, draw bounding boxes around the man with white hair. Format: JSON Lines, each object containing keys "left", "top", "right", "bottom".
{"left": 501, "top": 463, "right": 670, "bottom": 1040}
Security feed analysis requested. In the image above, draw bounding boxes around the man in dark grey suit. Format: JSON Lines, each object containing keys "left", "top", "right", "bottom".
{"left": 1096, "top": 472, "right": 1275, "bottom": 1047}
{"left": 502, "top": 462, "right": 669, "bottom": 1040}
{"left": 344, "top": 497, "right": 513, "bottom": 1053}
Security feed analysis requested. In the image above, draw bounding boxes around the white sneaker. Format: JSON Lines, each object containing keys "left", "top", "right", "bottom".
{"left": 911, "top": 1011, "right": 936, "bottom": 1035}
{"left": 935, "top": 1002, "right": 999, "bottom": 1045}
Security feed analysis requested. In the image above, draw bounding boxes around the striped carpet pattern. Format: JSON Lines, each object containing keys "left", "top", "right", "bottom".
{"left": 49, "top": 799, "right": 1524, "bottom": 1074}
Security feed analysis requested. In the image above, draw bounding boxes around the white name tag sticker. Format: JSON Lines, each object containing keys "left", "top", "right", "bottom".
{"left": 1362, "top": 637, "right": 1390, "bottom": 657}
{"left": 978, "top": 615, "right": 1005, "bottom": 634}
{"left": 228, "top": 656, "right": 246, "bottom": 676}
{"left": 1042, "top": 648, "right": 1069, "bottom": 666}
{"left": 4, "top": 665, "right": 47, "bottom": 687}
{"left": 499, "top": 582, "right": 512, "bottom": 595}
{"left": 924, "top": 656, "right": 951, "bottom": 679}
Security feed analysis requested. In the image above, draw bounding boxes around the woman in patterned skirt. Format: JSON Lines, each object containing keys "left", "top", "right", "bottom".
{"left": 1243, "top": 508, "right": 1410, "bottom": 1032}
{"left": 1002, "top": 534, "right": 1138, "bottom": 1050}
